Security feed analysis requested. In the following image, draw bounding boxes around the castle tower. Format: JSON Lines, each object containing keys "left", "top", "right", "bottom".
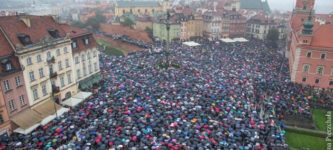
{"left": 290, "top": 0, "right": 315, "bottom": 30}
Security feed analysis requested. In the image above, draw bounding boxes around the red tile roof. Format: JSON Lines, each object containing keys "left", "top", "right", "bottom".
{"left": 0, "top": 30, "right": 14, "bottom": 56}
{"left": 100, "top": 24, "right": 152, "bottom": 43}
{"left": 316, "top": 14, "right": 333, "bottom": 24}
{"left": 59, "top": 24, "right": 97, "bottom": 53}
{"left": 0, "top": 15, "right": 66, "bottom": 49}
{"left": 60, "top": 24, "right": 89, "bottom": 38}
{"left": 310, "top": 24, "right": 333, "bottom": 48}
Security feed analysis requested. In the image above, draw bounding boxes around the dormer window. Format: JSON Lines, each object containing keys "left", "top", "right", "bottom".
{"left": 17, "top": 33, "right": 32, "bottom": 46}
{"left": 48, "top": 29, "right": 60, "bottom": 38}
{"left": 84, "top": 38, "right": 89, "bottom": 45}
{"left": 72, "top": 41, "right": 77, "bottom": 48}
{"left": 5, "top": 63, "right": 12, "bottom": 71}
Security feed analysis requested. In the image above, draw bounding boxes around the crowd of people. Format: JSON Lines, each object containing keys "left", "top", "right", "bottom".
{"left": 104, "top": 33, "right": 151, "bottom": 49}
{"left": 1, "top": 39, "right": 331, "bottom": 149}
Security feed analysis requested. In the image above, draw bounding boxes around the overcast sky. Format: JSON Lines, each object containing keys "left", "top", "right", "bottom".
{"left": 268, "top": 0, "right": 333, "bottom": 13}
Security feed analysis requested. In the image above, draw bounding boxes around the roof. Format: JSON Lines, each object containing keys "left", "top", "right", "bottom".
{"left": 310, "top": 24, "right": 333, "bottom": 48}
{"left": 0, "top": 30, "right": 14, "bottom": 56}
{"left": 316, "top": 14, "right": 333, "bottom": 24}
{"left": 100, "top": 24, "right": 152, "bottom": 43}
{"left": 60, "top": 24, "right": 97, "bottom": 53}
{"left": 117, "top": 1, "right": 160, "bottom": 8}
{"left": 240, "top": 0, "right": 271, "bottom": 13}
{"left": 248, "top": 13, "right": 275, "bottom": 25}
{"left": 0, "top": 15, "right": 66, "bottom": 49}
{"left": 60, "top": 24, "right": 89, "bottom": 38}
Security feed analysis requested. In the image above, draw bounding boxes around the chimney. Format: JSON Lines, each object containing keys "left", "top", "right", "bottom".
{"left": 20, "top": 15, "right": 31, "bottom": 27}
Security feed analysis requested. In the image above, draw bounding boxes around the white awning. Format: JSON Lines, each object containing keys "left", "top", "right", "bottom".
{"left": 62, "top": 92, "right": 92, "bottom": 107}
{"left": 62, "top": 97, "right": 83, "bottom": 107}
{"left": 40, "top": 107, "right": 69, "bottom": 125}
{"left": 73, "top": 92, "right": 92, "bottom": 99}
{"left": 12, "top": 109, "right": 42, "bottom": 135}
{"left": 220, "top": 38, "right": 235, "bottom": 43}
{"left": 41, "top": 115, "right": 56, "bottom": 126}
{"left": 233, "top": 37, "right": 248, "bottom": 42}
{"left": 14, "top": 124, "right": 40, "bottom": 135}
{"left": 183, "top": 41, "right": 201, "bottom": 47}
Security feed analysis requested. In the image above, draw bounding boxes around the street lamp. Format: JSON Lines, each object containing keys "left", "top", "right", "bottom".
{"left": 165, "top": 10, "right": 171, "bottom": 67}
{"left": 47, "top": 56, "right": 59, "bottom": 118}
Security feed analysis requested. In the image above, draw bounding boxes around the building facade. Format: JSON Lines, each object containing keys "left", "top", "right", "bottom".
{"left": 289, "top": 0, "right": 333, "bottom": 89}
{"left": 135, "top": 16, "right": 153, "bottom": 31}
{"left": 0, "top": 84, "right": 10, "bottom": 138}
{"left": 0, "top": 15, "right": 78, "bottom": 134}
{"left": 246, "top": 13, "right": 276, "bottom": 40}
{"left": 0, "top": 55, "right": 29, "bottom": 136}
{"left": 193, "top": 14, "right": 204, "bottom": 37}
{"left": 203, "top": 11, "right": 222, "bottom": 40}
{"left": 153, "top": 19, "right": 181, "bottom": 41}
{"left": 221, "top": 10, "right": 246, "bottom": 38}
{"left": 60, "top": 25, "right": 101, "bottom": 90}
{"left": 114, "top": 0, "right": 170, "bottom": 17}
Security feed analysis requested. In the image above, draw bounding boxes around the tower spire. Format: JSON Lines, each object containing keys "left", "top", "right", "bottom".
{"left": 302, "top": 10, "right": 314, "bottom": 35}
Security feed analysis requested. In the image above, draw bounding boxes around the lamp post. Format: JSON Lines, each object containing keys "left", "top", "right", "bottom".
{"left": 47, "top": 56, "right": 59, "bottom": 118}
{"left": 165, "top": 10, "right": 171, "bottom": 67}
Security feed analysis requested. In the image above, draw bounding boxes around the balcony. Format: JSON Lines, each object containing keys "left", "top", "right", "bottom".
{"left": 47, "top": 56, "right": 55, "bottom": 64}
{"left": 49, "top": 71, "right": 57, "bottom": 78}
{"left": 52, "top": 85, "right": 60, "bottom": 94}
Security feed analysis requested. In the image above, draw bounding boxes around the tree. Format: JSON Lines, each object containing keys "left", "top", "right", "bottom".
{"left": 85, "top": 10, "right": 106, "bottom": 30}
{"left": 71, "top": 21, "right": 86, "bottom": 28}
{"left": 145, "top": 27, "right": 153, "bottom": 39}
{"left": 120, "top": 17, "right": 135, "bottom": 28}
{"left": 266, "top": 28, "right": 279, "bottom": 49}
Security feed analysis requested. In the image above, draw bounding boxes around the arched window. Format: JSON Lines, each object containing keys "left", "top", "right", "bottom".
{"left": 316, "top": 66, "right": 324, "bottom": 75}
{"left": 303, "top": 64, "right": 310, "bottom": 73}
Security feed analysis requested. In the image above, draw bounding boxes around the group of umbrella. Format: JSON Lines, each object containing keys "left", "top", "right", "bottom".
{"left": 1, "top": 38, "right": 331, "bottom": 150}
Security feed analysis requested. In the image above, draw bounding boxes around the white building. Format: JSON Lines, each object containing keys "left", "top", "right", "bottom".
{"left": 246, "top": 13, "right": 276, "bottom": 40}
{"left": 60, "top": 24, "right": 101, "bottom": 90}
{"left": 203, "top": 11, "right": 222, "bottom": 40}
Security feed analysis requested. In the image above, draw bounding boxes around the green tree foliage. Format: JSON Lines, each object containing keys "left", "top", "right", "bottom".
{"left": 145, "top": 27, "right": 153, "bottom": 39}
{"left": 71, "top": 21, "right": 86, "bottom": 28}
{"left": 266, "top": 28, "right": 279, "bottom": 49}
{"left": 86, "top": 10, "right": 106, "bottom": 30}
{"left": 120, "top": 17, "right": 135, "bottom": 28}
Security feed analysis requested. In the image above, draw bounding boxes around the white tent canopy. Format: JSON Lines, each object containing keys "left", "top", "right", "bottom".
{"left": 183, "top": 41, "right": 201, "bottom": 47}
{"left": 221, "top": 38, "right": 235, "bottom": 43}
{"left": 73, "top": 92, "right": 92, "bottom": 99}
{"left": 233, "top": 37, "right": 248, "bottom": 42}
{"left": 62, "top": 92, "right": 92, "bottom": 107}
{"left": 221, "top": 37, "right": 248, "bottom": 43}
{"left": 62, "top": 97, "right": 84, "bottom": 107}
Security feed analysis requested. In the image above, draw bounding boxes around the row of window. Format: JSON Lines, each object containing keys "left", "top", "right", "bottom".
{"left": 29, "top": 59, "right": 71, "bottom": 82}
{"left": 303, "top": 64, "right": 333, "bottom": 76}
{"left": 32, "top": 72, "right": 72, "bottom": 101}
{"left": 72, "top": 38, "right": 90, "bottom": 49}
{"left": 122, "top": 8, "right": 155, "bottom": 14}
{"left": 7, "top": 95, "right": 26, "bottom": 112}
{"left": 26, "top": 47, "right": 68, "bottom": 66}
{"left": 74, "top": 51, "right": 98, "bottom": 64}
{"left": 76, "top": 62, "right": 99, "bottom": 80}
{"left": 3, "top": 76, "right": 21, "bottom": 92}
{"left": 302, "top": 77, "right": 333, "bottom": 86}
{"left": 306, "top": 51, "right": 328, "bottom": 59}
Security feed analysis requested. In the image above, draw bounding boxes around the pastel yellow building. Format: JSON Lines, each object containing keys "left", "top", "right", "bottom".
{"left": 114, "top": 0, "right": 170, "bottom": 17}
{"left": 135, "top": 17, "right": 153, "bottom": 31}
{"left": 181, "top": 14, "right": 204, "bottom": 40}
{"left": 0, "top": 16, "right": 78, "bottom": 107}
